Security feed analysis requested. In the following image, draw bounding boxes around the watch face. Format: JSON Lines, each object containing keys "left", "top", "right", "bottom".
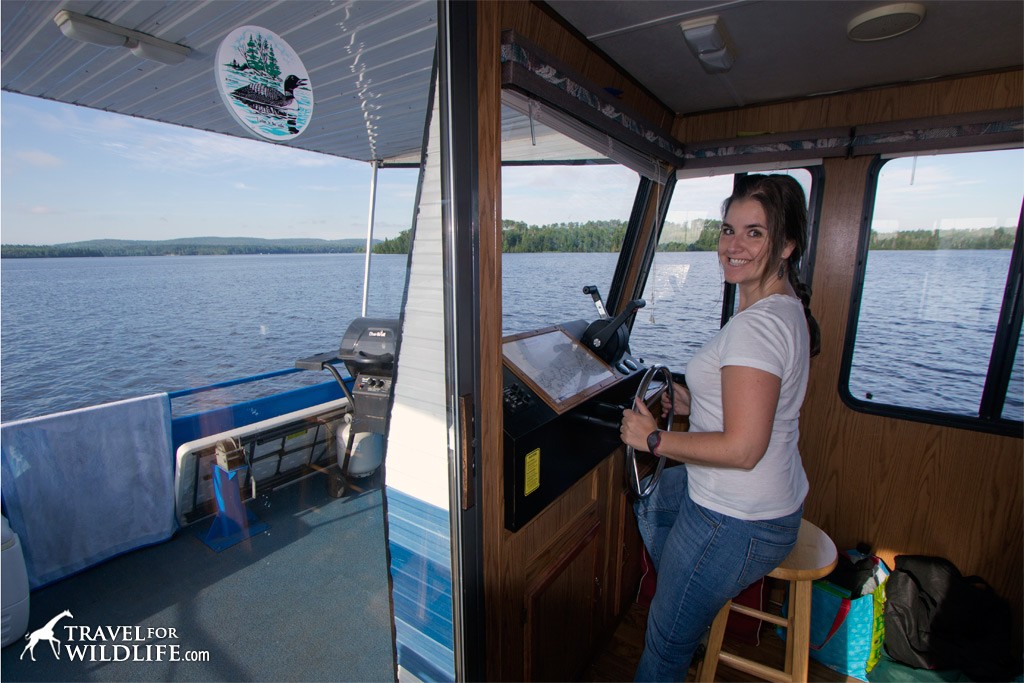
{"left": 647, "top": 431, "right": 660, "bottom": 454}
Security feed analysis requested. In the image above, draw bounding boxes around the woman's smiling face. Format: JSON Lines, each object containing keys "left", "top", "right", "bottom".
{"left": 719, "top": 197, "right": 772, "bottom": 288}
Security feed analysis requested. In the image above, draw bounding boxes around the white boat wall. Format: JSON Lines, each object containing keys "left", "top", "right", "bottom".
{"left": 385, "top": 66, "right": 458, "bottom": 681}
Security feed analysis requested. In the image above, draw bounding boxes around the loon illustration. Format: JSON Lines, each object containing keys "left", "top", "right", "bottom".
{"left": 231, "top": 75, "right": 306, "bottom": 116}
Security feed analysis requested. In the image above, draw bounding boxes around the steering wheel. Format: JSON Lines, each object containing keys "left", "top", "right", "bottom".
{"left": 627, "top": 364, "right": 674, "bottom": 498}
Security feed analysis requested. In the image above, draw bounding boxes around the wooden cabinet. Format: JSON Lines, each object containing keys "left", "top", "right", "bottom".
{"left": 486, "top": 450, "right": 640, "bottom": 681}
{"left": 524, "top": 507, "right": 603, "bottom": 681}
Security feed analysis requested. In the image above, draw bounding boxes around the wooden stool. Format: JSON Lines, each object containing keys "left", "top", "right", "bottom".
{"left": 697, "top": 519, "right": 837, "bottom": 683}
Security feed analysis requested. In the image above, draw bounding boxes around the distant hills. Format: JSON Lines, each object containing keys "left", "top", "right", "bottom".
{"left": 1, "top": 223, "right": 1014, "bottom": 259}
{"left": 0, "top": 237, "right": 373, "bottom": 258}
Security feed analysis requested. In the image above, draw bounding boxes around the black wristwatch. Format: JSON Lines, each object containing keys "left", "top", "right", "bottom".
{"left": 647, "top": 430, "right": 661, "bottom": 456}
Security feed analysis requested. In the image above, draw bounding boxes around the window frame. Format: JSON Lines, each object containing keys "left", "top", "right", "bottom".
{"left": 839, "top": 151, "right": 1024, "bottom": 437}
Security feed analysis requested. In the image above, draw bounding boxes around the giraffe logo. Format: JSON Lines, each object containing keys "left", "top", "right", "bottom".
{"left": 19, "top": 610, "right": 73, "bottom": 661}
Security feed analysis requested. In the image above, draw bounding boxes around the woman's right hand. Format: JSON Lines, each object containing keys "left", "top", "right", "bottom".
{"left": 661, "top": 381, "right": 691, "bottom": 418}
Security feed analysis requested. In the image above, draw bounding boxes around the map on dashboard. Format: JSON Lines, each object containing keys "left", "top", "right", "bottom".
{"left": 502, "top": 326, "right": 618, "bottom": 414}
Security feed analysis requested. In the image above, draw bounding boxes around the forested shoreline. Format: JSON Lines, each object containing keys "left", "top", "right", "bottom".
{"left": 1, "top": 237, "right": 368, "bottom": 259}
{"left": 2, "top": 222, "right": 1014, "bottom": 258}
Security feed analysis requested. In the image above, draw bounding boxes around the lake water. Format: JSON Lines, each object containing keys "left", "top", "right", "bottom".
{"left": 2, "top": 251, "right": 1020, "bottom": 423}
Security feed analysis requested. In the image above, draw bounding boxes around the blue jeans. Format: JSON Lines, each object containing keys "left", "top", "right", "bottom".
{"left": 633, "top": 466, "right": 803, "bottom": 682}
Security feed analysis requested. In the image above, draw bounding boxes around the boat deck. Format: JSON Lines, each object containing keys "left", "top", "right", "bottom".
{"left": 1, "top": 473, "right": 395, "bottom": 682}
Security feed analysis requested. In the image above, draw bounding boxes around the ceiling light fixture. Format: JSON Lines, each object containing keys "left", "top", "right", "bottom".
{"left": 847, "top": 3, "right": 926, "bottom": 42}
{"left": 679, "top": 16, "right": 735, "bottom": 74}
{"left": 53, "top": 9, "right": 191, "bottom": 65}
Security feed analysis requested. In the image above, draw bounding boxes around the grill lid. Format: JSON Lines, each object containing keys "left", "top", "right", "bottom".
{"left": 338, "top": 317, "right": 400, "bottom": 373}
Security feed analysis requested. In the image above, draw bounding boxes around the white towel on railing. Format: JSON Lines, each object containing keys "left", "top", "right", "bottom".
{"left": 1, "top": 393, "right": 176, "bottom": 588}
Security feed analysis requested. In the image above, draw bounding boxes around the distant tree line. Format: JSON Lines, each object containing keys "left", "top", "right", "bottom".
{"left": 1, "top": 239, "right": 367, "bottom": 259}
{"left": 869, "top": 227, "right": 1015, "bottom": 250}
{"left": 373, "top": 230, "right": 412, "bottom": 254}
{"left": 373, "top": 221, "right": 630, "bottom": 254}
{"left": 502, "top": 220, "right": 627, "bottom": 252}
{"left": 659, "top": 220, "right": 722, "bottom": 252}
{"left": 0, "top": 246, "right": 106, "bottom": 258}
{"left": 4, "top": 224, "right": 1013, "bottom": 259}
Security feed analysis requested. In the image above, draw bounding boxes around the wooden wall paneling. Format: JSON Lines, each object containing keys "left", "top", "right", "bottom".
{"left": 798, "top": 154, "right": 878, "bottom": 537}
{"left": 476, "top": 2, "right": 509, "bottom": 680}
{"left": 675, "top": 71, "right": 1023, "bottom": 143}
{"left": 783, "top": 143, "right": 1023, "bottom": 630}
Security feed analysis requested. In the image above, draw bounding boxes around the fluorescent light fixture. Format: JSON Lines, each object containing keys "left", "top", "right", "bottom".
{"left": 127, "top": 39, "right": 190, "bottom": 65}
{"left": 54, "top": 10, "right": 127, "bottom": 47}
{"left": 679, "top": 15, "right": 735, "bottom": 74}
{"left": 53, "top": 10, "right": 190, "bottom": 65}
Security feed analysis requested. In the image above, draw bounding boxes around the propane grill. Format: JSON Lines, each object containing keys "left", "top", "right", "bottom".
{"left": 296, "top": 317, "right": 400, "bottom": 492}
{"left": 336, "top": 317, "right": 399, "bottom": 434}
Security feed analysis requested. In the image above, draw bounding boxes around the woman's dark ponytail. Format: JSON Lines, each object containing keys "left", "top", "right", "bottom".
{"left": 788, "top": 267, "right": 821, "bottom": 357}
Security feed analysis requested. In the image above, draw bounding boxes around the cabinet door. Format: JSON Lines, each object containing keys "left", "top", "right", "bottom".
{"left": 523, "top": 510, "right": 602, "bottom": 681}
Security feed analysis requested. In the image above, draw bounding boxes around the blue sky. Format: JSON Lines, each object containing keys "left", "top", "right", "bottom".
{"left": 1, "top": 92, "right": 420, "bottom": 245}
{"left": 2, "top": 91, "right": 1020, "bottom": 245}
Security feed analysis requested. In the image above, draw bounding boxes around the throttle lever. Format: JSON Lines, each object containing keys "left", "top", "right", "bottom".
{"left": 590, "top": 298, "right": 646, "bottom": 351}
{"left": 582, "top": 285, "right": 609, "bottom": 319}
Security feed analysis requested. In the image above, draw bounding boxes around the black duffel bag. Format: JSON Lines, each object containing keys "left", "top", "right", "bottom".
{"left": 883, "top": 555, "right": 1020, "bottom": 682}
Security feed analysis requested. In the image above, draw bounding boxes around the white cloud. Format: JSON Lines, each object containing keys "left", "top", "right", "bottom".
{"left": 16, "top": 150, "right": 63, "bottom": 168}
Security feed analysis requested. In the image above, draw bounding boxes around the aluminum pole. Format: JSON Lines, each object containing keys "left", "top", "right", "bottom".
{"left": 361, "top": 159, "right": 379, "bottom": 317}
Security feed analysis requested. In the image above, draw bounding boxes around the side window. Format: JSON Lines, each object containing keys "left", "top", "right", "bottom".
{"left": 629, "top": 168, "right": 816, "bottom": 370}
{"left": 495, "top": 98, "right": 638, "bottom": 339}
{"left": 500, "top": 162, "right": 640, "bottom": 336}
{"left": 843, "top": 148, "right": 1023, "bottom": 431}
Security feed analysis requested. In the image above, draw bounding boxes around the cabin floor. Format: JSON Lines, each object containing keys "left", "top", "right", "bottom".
{"left": 584, "top": 600, "right": 860, "bottom": 683}
{"left": 0, "top": 472, "right": 395, "bottom": 682}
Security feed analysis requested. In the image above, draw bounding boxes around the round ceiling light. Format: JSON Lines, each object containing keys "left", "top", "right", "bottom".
{"left": 847, "top": 2, "right": 926, "bottom": 42}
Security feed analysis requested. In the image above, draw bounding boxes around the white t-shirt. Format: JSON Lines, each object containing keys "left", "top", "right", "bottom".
{"left": 684, "top": 294, "right": 810, "bottom": 520}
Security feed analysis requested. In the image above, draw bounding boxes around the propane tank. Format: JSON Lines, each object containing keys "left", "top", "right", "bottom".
{"left": 336, "top": 414, "right": 383, "bottom": 478}
{"left": 1, "top": 515, "right": 30, "bottom": 648}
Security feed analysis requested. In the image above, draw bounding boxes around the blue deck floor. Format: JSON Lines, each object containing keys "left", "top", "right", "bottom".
{"left": 1, "top": 473, "right": 395, "bottom": 682}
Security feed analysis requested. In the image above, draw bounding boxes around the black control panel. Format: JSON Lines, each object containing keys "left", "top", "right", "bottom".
{"left": 350, "top": 372, "right": 393, "bottom": 434}
{"left": 502, "top": 381, "right": 535, "bottom": 415}
{"left": 502, "top": 316, "right": 647, "bottom": 531}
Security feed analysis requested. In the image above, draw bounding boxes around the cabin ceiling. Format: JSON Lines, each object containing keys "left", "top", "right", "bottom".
{"left": 1, "top": 0, "right": 437, "bottom": 164}
{"left": 545, "top": 0, "right": 1023, "bottom": 116}
{"left": 1, "top": 1, "right": 1021, "bottom": 165}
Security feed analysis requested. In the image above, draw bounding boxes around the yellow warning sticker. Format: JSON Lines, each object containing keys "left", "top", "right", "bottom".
{"left": 524, "top": 448, "right": 540, "bottom": 496}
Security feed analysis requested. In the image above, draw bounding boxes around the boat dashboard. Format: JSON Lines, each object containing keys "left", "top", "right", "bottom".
{"left": 501, "top": 288, "right": 660, "bottom": 530}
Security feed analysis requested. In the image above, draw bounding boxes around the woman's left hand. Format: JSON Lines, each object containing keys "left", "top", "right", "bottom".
{"left": 620, "top": 398, "right": 658, "bottom": 452}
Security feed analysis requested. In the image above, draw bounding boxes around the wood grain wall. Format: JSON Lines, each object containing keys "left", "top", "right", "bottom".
{"left": 675, "top": 72, "right": 1024, "bottom": 630}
